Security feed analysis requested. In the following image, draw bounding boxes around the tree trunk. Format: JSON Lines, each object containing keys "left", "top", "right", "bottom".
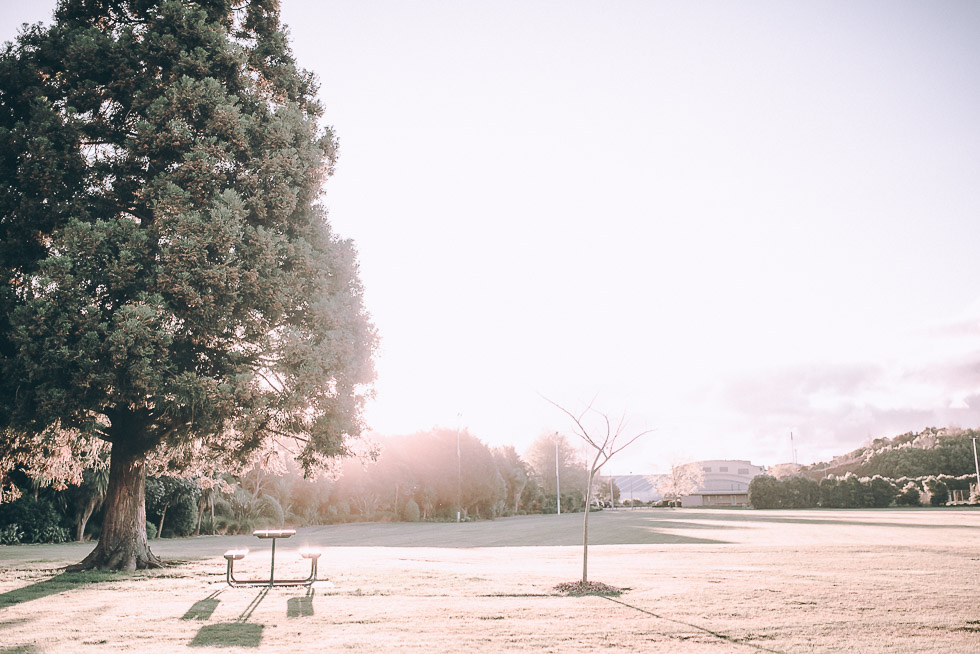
{"left": 513, "top": 479, "right": 527, "bottom": 515}
{"left": 75, "top": 494, "right": 100, "bottom": 542}
{"left": 157, "top": 504, "right": 169, "bottom": 539}
{"left": 67, "top": 442, "right": 161, "bottom": 571}
{"left": 582, "top": 471, "right": 595, "bottom": 584}
{"left": 195, "top": 496, "right": 207, "bottom": 536}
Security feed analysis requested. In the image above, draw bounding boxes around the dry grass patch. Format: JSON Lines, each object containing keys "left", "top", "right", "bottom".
{"left": 1, "top": 508, "right": 978, "bottom": 652}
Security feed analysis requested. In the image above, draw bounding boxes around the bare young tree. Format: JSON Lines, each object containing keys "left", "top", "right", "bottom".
{"left": 544, "top": 396, "right": 653, "bottom": 585}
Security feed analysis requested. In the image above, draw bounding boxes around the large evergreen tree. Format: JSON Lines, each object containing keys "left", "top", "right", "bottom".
{"left": 0, "top": 0, "right": 376, "bottom": 570}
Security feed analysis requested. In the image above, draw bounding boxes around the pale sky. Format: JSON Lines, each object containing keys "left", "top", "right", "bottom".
{"left": 4, "top": 1, "right": 980, "bottom": 473}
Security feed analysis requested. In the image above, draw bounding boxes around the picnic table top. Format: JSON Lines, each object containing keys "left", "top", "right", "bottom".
{"left": 252, "top": 529, "right": 296, "bottom": 539}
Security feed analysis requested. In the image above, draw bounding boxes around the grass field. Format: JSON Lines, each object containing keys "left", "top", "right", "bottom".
{"left": 1, "top": 508, "right": 978, "bottom": 652}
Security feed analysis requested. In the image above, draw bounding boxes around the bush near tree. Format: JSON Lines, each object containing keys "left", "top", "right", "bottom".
{"left": 747, "top": 475, "right": 784, "bottom": 509}
{"left": 895, "top": 482, "right": 922, "bottom": 506}
{"left": 401, "top": 498, "right": 421, "bottom": 522}
{"left": 0, "top": 495, "right": 70, "bottom": 544}
{"left": 145, "top": 477, "right": 201, "bottom": 538}
{"left": 924, "top": 477, "right": 950, "bottom": 506}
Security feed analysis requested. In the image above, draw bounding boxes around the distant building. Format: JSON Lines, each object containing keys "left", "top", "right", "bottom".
{"left": 681, "top": 460, "right": 764, "bottom": 507}
{"left": 610, "top": 474, "right": 665, "bottom": 503}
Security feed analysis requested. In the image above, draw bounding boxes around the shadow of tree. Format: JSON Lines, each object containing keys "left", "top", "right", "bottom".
{"left": 603, "top": 596, "right": 786, "bottom": 653}
{"left": 0, "top": 571, "right": 117, "bottom": 611}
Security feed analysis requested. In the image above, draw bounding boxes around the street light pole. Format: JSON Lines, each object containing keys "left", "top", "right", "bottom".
{"left": 630, "top": 471, "right": 634, "bottom": 510}
{"left": 457, "top": 413, "right": 462, "bottom": 523}
{"left": 972, "top": 437, "right": 979, "bottom": 501}
{"left": 555, "top": 433, "right": 561, "bottom": 516}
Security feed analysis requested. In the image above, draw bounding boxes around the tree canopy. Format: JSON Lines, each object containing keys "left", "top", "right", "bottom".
{"left": 0, "top": 0, "right": 376, "bottom": 569}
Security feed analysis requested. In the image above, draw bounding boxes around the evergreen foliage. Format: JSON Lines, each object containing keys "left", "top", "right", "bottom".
{"left": 747, "top": 475, "right": 783, "bottom": 509}
{"left": 802, "top": 428, "right": 979, "bottom": 479}
{"left": 747, "top": 472, "right": 980, "bottom": 509}
{"left": 0, "top": 0, "right": 375, "bottom": 569}
{"left": 401, "top": 498, "right": 420, "bottom": 522}
{"left": 924, "top": 477, "right": 949, "bottom": 506}
{"left": 895, "top": 481, "right": 922, "bottom": 506}
{"left": 145, "top": 475, "right": 200, "bottom": 537}
{"left": 0, "top": 495, "right": 70, "bottom": 543}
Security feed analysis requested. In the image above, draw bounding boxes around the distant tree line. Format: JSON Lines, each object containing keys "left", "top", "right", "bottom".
{"left": 0, "top": 429, "right": 621, "bottom": 544}
{"left": 747, "top": 428, "right": 980, "bottom": 510}
{"left": 801, "top": 428, "right": 979, "bottom": 480}
{"left": 748, "top": 473, "right": 978, "bottom": 509}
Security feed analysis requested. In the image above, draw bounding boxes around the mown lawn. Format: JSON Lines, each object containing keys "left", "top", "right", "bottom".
{"left": 0, "top": 508, "right": 977, "bottom": 652}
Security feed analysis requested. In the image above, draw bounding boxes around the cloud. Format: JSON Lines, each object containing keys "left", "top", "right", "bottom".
{"left": 717, "top": 353, "right": 980, "bottom": 464}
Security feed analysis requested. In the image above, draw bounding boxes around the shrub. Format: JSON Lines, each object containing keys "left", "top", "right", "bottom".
{"left": 895, "top": 482, "right": 922, "bottom": 506}
{"left": 161, "top": 494, "right": 198, "bottom": 537}
{"left": 748, "top": 475, "right": 782, "bottom": 509}
{"left": 146, "top": 476, "right": 202, "bottom": 537}
{"left": 220, "top": 486, "right": 286, "bottom": 533}
{"left": 819, "top": 477, "right": 844, "bottom": 508}
{"left": 869, "top": 476, "right": 897, "bottom": 507}
{"left": 198, "top": 514, "right": 219, "bottom": 534}
{"left": 435, "top": 504, "right": 463, "bottom": 521}
{"left": 925, "top": 477, "right": 949, "bottom": 506}
{"left": 254, "top": 495, "right": 285, "bottom": 529}
{"left": 0, "top": 496, "right": 70, "bottom": 543}
{"left": 145, "top": 520, "right": 158, "bottom": 540}
{"left": 401, "top": 498, "right": 421, "bottom": 522}
{"left": 784, "top": 476, "right": 820, "bottom": 508}
{"left": 0, "top": 523, "right": 24, "bottom": 545}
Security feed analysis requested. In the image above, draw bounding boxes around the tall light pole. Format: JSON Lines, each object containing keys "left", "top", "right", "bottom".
{"left": 456, "top": 413, "right": 462, "bottom": 523}
{"left": 972, "top": 437, "right": 979, "bottom": 500}
{"left": 630, "top": 471, "right": 634, "bottom": 510}
{"left": 555, "top": 432, "right": 561, "bottom": 516}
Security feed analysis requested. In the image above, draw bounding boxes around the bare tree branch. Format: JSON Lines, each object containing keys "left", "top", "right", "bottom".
{"left": 541, "top": 393, "right": 654, "bottom": 585}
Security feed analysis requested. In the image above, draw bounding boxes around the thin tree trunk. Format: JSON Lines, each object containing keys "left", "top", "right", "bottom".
{"left": 582, "top": 472, "right": 594, "bottom": 584}
{"left": 514, "top": 479, "right": 527, "bottom": 515}
{"left": 157, "top": 504, "right": 169, "bottom": 539}
{"left": 67, "top": 442, "right": 161, "bottom": 571}
{"left": 195, "top": 494, "right": 207, "bottom": 536}
{"left": 195, "top": 502, "right": 204, "bottom": 536}
{"left": 75, "top": 494, "right": 100, "bottom": 542}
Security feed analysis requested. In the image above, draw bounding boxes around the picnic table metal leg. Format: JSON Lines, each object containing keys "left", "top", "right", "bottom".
{"left": 224, "top": 536, "right": 318, "bottom": 587}
{"left": 269, "top": 538, "right": 277, "bottom": 586}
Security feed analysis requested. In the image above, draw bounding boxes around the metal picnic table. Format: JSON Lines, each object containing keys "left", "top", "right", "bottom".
{"left": 223, "top": 529, "right": 321, "bottom": 587}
